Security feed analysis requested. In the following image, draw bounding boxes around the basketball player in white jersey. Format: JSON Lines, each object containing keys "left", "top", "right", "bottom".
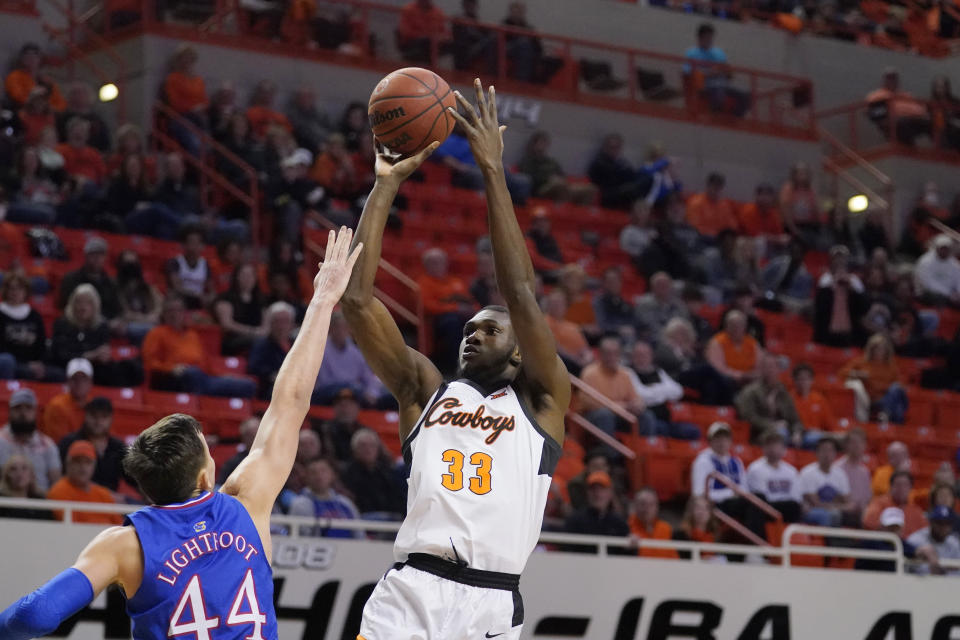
{"left": 342, "top": 80, "right": 570, "bottom": 640}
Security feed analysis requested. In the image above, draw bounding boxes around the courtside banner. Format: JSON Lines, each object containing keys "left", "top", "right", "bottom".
{"left": 0, "top": 518, "right": 958, "bottom": 639}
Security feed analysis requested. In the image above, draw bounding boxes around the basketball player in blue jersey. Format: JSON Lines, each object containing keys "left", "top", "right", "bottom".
{"left": 343, "top": 80, "right": 571, "bottom": 640}
{"left": 0, "top": 227, "right": 365, "bottom": 640}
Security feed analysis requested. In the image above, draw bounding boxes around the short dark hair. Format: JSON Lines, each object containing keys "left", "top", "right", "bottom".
{"left": 482, "top": 305, "right": 509, "bottom": 315}
{"left": 792, "top": 363, "right": 814, "bottom": 378}
{"left": 698, "top": 23, "right": 715, "bottom": 37}
{"left": 890, "top": 470, "right": 914, "bottom": 487}
{"left": 179, "top": 223, "right": 205, "bottom": 244}
{"left": 123, "top": 414, "right": 206, "bottom": 505}
{"left": 85, "top": 396, "right": 113, "bottom": 415}
{"left": 707, "top": 172, "right": 725, "bottom": 187}
{"left": 816, "top": 435, "right": 839, "bottom": 452}
{"left": 761, "top": 428, "right": 785, "bottom": 445}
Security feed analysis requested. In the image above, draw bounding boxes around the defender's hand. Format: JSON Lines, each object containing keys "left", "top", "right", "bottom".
{"left": 374, "top": 141, "right": 440, "bottom": 187}
{"left": 448, "top": 78, "right": 506, "bottom": 172}
{"left": 314, "top": 227, "right": 363, "bottom": 304}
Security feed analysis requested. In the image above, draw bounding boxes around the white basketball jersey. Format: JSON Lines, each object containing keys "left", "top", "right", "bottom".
{"left": 394, "top": 379, "right": 561, "bottom": 575}
{"left": 175, "top": 255, "right": 208, "bottom": 297}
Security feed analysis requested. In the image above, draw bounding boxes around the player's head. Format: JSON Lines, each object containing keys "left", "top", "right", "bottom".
{"left": 123, "top": 413, "right": 214, "bottom": 505}
{"left": 457, "top": 305, "right": 520, "bottom": 384}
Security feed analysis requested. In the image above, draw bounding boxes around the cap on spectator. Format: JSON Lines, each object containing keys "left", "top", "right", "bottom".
{"left": 84, "top": 236, "right": 108, "bottom": 254}
{"left": 933, "top": 234, "right": 954, "bottom": 249}
{"left": 85, "top": 396, "right": 113, "bottom": 414}
{"left": 707, "top": 421, "right": 732, "bottom": 439}
{"left": 930, "top": 505, "right": 955, "bottom": 522}
{"left": 334, "top": 388, "right": 358, "bottom": 403}
{"left": 66, "top": 440, "right": 96, "bottom": 461}
{"left": 282, "top": 148, "right": 313, "bottom": 168}
{"left": 882, "top": 66, "right": 899, "bottom": 77}
{"left": 879, "top": 507, "right": 905, "bottom": 528}
{"left": 586, "top": 470, "right": 612, "bottom": 487}
{"left": 67, "top": 358, "right": 94, "bottom": 378}
{"left": 9, "top": 388, "right": 37, "bottom": 408}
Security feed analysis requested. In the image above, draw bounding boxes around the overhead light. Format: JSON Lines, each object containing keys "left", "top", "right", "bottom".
{"left": 848, "top": 194, "right": 869, "bottom": 213}
{"left": 99, "top": 83, "right": 118, "bottom": 102}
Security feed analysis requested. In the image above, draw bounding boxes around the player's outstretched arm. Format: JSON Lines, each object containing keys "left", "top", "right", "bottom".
{"left": 0, "top": 525, "right": 142, "bottom": 640}
{"left": 449, "top": 80, "right": 570, "bottom": 443}
{"left": 222, "top": 227, "right": 361, "bottom": 518}
{"left": 341, "top": 143, "right": 444, "bottom": 439}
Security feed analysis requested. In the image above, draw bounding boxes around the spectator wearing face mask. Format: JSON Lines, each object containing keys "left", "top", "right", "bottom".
{"left": 0, "top": 389, "right": 61, "bottom": 494}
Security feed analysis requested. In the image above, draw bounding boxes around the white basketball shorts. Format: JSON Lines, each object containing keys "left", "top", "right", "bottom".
{"left": 358, "top": 558, "right": 524, "bottom": 640}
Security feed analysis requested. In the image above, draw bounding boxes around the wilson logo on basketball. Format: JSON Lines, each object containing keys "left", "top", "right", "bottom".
{"left": 369, "top": 106, "right": 407, "bottom": 127}
{"left": 423, "top": 398, "right": 516, "bottom": 444}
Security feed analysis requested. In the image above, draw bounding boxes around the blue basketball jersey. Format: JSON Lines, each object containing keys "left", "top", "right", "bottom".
{"left": 124, "top": 491, "right": 278, "bottom": 640}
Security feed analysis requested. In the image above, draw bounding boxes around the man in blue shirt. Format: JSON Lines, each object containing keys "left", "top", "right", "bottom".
{"left": 288, "top": 457, "right": 361, "bottom": 538}
{"left": 683, "top": 23, "right": 750, "bottom": 117}
{"left": 433, "top": 125, "right": 531, "bottom": 203}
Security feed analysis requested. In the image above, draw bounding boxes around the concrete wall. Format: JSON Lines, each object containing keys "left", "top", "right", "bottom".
{"left": 131, "top": 33, "right": 821, "bottom": 199}
{"left": 375, "top": 0, "right": 959, "bottom": 109}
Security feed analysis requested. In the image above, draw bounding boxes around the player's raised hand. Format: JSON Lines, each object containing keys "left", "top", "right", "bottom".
{"left": 313, "top": 226, "right": 363, "bottom": 303}
{"left": 374, "top": 140, "right": 440, "bottom": 186}
{"left": 448, "top": 78, "right": 506, "bottom": 172}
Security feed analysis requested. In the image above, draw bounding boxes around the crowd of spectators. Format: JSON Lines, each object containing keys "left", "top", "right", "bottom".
{"left": 4, "top": 29, "right": 960, "bottom": 575}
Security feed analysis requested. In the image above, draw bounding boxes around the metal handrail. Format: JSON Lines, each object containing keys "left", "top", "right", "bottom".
{"left": 40, "top": 0, "right": 128, "bottom": 121}
{"left": 152, "top": 100, "right": 261, "bottom": 245}
{"left": 782, "top": 524, "right": 905, "bottom": 572}
{"left": 306, "top": 210, "right": 426, "bottom": 348}
{"left": 3, "top": 496, "right": 952, "bottom": 572}
{"left": 705, "top": 470, "right": 783, "bottom": 547}
{"left": 569, "top": 374, "right": 640, "bottom": 433}
{"left": 566, "top": 411, "right": 636, "bottom": 459}
{"left": 94, "top": 0, "right": 814, "bottom": 138}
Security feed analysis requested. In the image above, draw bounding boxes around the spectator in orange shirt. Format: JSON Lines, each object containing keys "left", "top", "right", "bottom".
{"left": 839, "top": 333, "right": 907, "bottom": 423}
{"left": 246, "top": 80, "right": 293, "bottom": 141}
{"left": 872, "top": 441, "right": 911, "bottom": 496}
{"left": 142, "top": 294, "right": 256, "bottom": 397}
{"left": 558, "top": 263, "right": 598, "bottom": 337}
{"left": 311, "top": 133, "right": 360, "bottom": 198}
{"left": 629, "top": 487, "right": 678, "bottom": 559}
{"left": 41, "top": 358, "right": 93, "bottom": 444}
{"left": 543, "top": 290, "right": 593, "bottom": 375}
{"left": 56, "top": 117, "right": 107, "bottom": 186}
{"left": 46, "top": 440, "right": 121, "bottom": 525}
{"left": 738, "top": 183, "right": 785, "bottom": 239}
{"left": 705, "top": 310, "right": 762, "bottom": 399}
{"left": 4, "top": 43, "right": 66, "bottom": 111}
{"left": 417, "top": 248, "right": 474, "bottom": 374}
{"left": 18, "top": 87, "right": 55, "bottom": 145}
{"left": 163, "top": 45, "right": 208, "bottom": 155}
{"left": 686, "top": 172, "right": 739, "bottom": 239}
{"left": 580, "top": 336, "right": 659, "bottom": 444}
{"left": 866, "top": 68, "right": 931, "bottom": 146}
{"left": 397, "top": 0, "right": 450, "bottom": 64}
{"left": 863, "top": 471, "right": 928, "bottom": 537}
{"left": 789, "top": 363, "right": 836, "bottom": 432}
